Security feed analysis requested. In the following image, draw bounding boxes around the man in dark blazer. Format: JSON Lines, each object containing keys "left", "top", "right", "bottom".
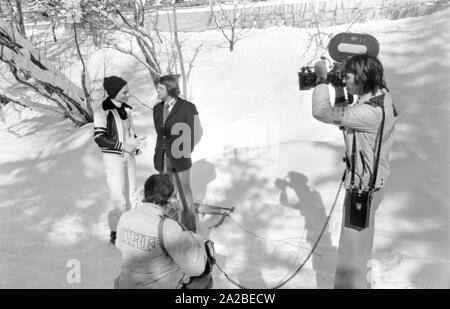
{"left": 153, "top": 75, "right": 203, "bottom": 232}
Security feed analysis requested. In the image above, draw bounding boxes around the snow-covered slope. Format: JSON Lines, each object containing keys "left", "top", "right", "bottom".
{"left": 0, "top": 9, "right": 449, "bottom": 288}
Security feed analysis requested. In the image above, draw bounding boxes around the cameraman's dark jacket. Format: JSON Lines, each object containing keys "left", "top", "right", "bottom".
{"left": 153, "top": 98, "right": 202, "bottom": 173}
{"left": 312, "top": 85, "right": 397, "bottom": 189}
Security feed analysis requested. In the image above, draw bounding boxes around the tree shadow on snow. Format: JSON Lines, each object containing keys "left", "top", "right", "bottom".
{"left": 377, "top": 11, "right": 450, "bottom": 288}
{"left": 0, "top": 123, "right": 121, "bottom": 288}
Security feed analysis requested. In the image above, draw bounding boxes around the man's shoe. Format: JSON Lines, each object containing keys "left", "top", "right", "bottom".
{"left": 110, "top": 231, "right": 117, "bottom": 245}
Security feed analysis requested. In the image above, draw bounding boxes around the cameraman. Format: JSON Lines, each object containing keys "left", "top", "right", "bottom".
{"left": 114, "top": 174, "right": 207, "bottom": 289}
{"left": 312, "top": 54, "right": 397, "bottom": 289}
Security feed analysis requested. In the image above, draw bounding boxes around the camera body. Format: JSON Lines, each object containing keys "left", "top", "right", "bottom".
{"left": 298, "top": 32, "right": 379, "bottom": 91}
{"left": 298, "top": 65, "right": 345, "bottom": 90}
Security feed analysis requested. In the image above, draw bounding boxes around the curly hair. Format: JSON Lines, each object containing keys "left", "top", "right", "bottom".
{"left": 143, "top": 174, "right": 174, "bottom": 206}
{"left": 343, "top": 54, "right": 388, "bottom": 95}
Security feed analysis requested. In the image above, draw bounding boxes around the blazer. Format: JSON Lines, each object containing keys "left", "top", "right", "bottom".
{"left": 153, "top": 97, "right": 202, "bottom": 173}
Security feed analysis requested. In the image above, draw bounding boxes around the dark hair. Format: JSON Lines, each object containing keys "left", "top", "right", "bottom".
{"left": 143, "top": 174, "right": 174, "bottom": 206}
{"left": 343, "top": 54, "right": 387, "bottom": 95}
{"left": 158, "top": 75, "right": 180, "bottom": 98}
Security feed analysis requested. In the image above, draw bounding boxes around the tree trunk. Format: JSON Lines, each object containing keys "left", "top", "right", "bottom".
{"left": 15, "top": 0, "right": 26, "bottom": 37}
{"left": 73, "top": 22, "right": 93, "bottom": 116}
{"left": 230, "top": 23, "right": 235, "bottom": 52}
{"left": 51, "top": 18, "right": 57, "bottom": 42}
{"left": 172, "top": 3, "right": 187, "bottom": 98}
{"left": 208, "top": 0, "right": 215, "bottom": 26}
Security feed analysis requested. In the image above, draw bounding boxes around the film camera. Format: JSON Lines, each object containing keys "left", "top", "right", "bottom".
{"left": 298, "top": 33, "right": 380, "bottom": 90}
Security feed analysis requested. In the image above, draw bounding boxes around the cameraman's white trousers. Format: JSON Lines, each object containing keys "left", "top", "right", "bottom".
{"left": 334, "top": 190, "right": 385, "bottom": 289}
{"left": 102, "top": 153, "right": 138, "bottom": 232}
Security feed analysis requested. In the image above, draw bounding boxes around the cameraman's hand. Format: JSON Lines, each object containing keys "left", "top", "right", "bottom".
{"left": 314, "top": 60, "right": 328, "bottom": 80}
{"left": 164, "top": 197, "right": 181, "bottom": 221}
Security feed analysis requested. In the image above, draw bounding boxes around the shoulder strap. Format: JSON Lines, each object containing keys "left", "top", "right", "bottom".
{"left": 158, "top": 216, "right": 168, "bottom": 256}
{"left": 348, "top": 93, "right": 387, "bottom": 189}
{"left": 350, "top": 132, "right": 357, "bottom": 187}
{"left": 364, "top": 94, "right": 386, "bottom": 189}
{"left": 158, "top": 215, "right": 188, "bottom": 256}
{"left": 369, "top": 104, "right": 386, "bottom": 189}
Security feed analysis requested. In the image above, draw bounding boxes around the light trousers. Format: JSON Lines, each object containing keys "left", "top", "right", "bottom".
{"left": 102, "top": 152, "right": 138, "bottom": 232}
{"left": 334, "top": 189, "right": 385, "bottom": 289}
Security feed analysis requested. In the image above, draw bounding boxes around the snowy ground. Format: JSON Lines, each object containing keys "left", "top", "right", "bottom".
{"left": 0, "top": 9, "right": 449, "bottom": 289}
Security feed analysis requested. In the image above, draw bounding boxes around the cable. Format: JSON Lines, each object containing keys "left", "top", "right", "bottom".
{"left": 214, "top": 177, "right": 345, "bottom": 289}
{"left": 225, "top": 214, "right": 319, "bottom": 256}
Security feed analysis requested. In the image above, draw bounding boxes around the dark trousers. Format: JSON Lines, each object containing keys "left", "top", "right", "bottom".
{"left": 164, "top": 157, "right": 197, "bottom": 232}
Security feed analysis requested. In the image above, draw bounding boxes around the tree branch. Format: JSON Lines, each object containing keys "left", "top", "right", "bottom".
{"left": 73, "top": 21, "right": 93, "bottom": 116}
{"left": 103, "top": 40, "right": 161, "bottom": 77}
{"left": 88, "top": 5, "right": 162, "bottom": 79}
{"left": 172, "top": 2, "right": 187, "bottom": 97}
{"left": 2, "top": 59, "right": 85, "bottom": 126}
{"left": 0, "top": 92, "right": 32, "bottom": 109}
{"left": 212, "top": 7, "right": 231, "bottom": 42}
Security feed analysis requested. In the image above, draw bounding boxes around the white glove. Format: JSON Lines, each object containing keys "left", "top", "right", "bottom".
{"left": 123, "top": 137, "right": 140, "bottom": 153}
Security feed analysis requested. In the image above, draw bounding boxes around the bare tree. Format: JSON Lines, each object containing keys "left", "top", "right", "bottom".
{"left": 301, "top": 3, "right": 371, "bottom": 67}
{"left": 80, "top": 0, "right": 193, "bottom": 92}
{"left": 73, "top": 19, "right": 93, "bottom": 116}
{"left": 14, "top": 0, "right": 25, "bottom": 36}
{"left": 164, "top": 11, "right": 178, "bottom": 75}
{"left": 80, "top": 0, "right": 163, "bottom": 84}
{"left": 211, "top": 0, "right": 255, "bottom": 52}
{"left": 0, "top": 92, "right": 32, "bottom": 110}
{"left": 0, "top": 18, "right": 93, "bottom": 125}
{"left": 171, "top": 1, "right": 187, "bottom": 97}
{"left": 4, "top": 0, "right": 27, "bottom": 37}
{"left": 47, "top": 12, "right": 59, "bottom": 42}
{"left": 27, "top": 0, "right": 64, "bottom": 42}
{"left": 207, "top": 0, "right": 214, "bottom": 26}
